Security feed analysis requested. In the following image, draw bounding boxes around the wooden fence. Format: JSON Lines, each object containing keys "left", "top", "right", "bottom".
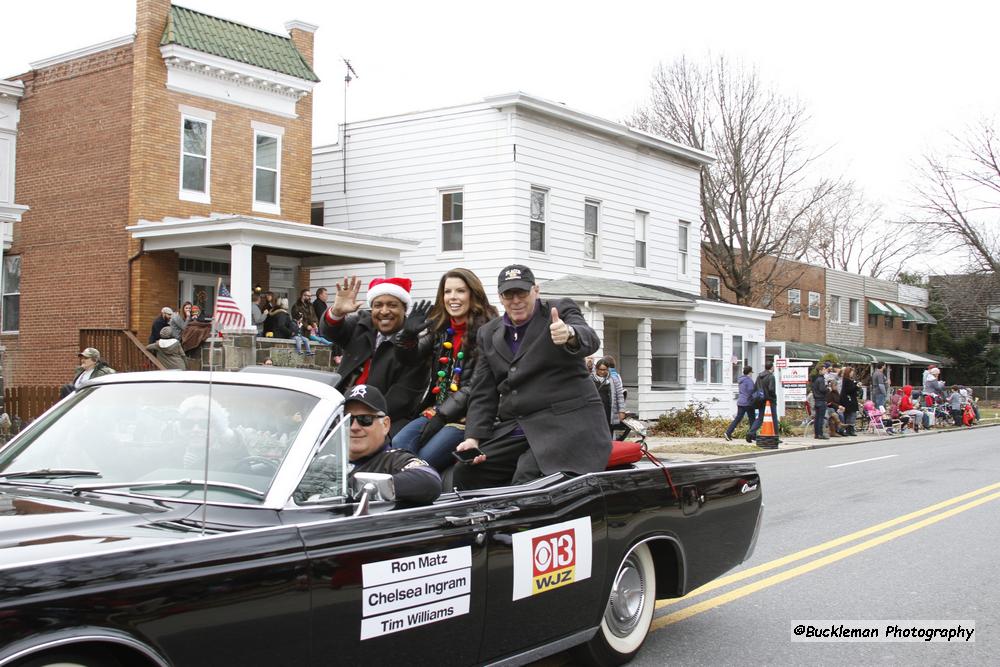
{"left": 3, "top": 385, "right": 62, "bottom": 425}
{"left": 79, "top": 329, "right": 164, "bottom": 373}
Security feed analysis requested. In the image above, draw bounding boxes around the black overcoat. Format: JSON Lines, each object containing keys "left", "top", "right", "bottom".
{"left": 465, "top": 298, "right": 611, "bottom": 476}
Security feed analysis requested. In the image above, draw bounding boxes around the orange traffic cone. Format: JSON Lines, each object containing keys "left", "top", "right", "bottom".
{"left": 757, "top": 400, "right": 779, "bottom": 449}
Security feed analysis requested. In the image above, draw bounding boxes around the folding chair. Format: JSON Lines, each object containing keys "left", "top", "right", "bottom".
{"left": 865, "top": 408, "right": 888, "bottom": 436}
{"left": 800, "top": 401, "right": 814, "bottom": 435}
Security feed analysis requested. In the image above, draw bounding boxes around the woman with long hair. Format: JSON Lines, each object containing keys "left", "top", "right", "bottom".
{"left": 839, "top": 366, "right": 860, "bottom": 436}
{"left": 170, "top": 301, "right": 194, "bottom": 340}
{"left": 394, "top": 268, "right": 498, "bottom": 470}
{"left": 592, "top": 357, "right": 627, "bottom": 437}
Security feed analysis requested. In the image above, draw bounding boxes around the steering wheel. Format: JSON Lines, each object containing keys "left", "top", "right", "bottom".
{"left": 232, "top": 456, "right": 280, "bottom": 476}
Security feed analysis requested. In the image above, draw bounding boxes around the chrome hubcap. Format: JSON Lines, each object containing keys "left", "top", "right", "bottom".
{"left": 605, "top": 555, "right": 646, "bottom": 637}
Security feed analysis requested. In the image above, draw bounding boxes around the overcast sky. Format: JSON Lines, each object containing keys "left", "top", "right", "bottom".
{"left": 3, "top": 0, "right": 998, "bottom": 235}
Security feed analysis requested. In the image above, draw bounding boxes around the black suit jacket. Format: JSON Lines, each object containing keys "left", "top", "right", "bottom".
{"left": 321, "top": 311, "right": 430, "bottom": 435}
{"left": 465, "top": 298, "right": 611, "bottom": 476}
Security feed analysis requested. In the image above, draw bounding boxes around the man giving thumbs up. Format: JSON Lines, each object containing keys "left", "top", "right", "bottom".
{"left": 452, "top": 264, "right": 612, "bottom": 490}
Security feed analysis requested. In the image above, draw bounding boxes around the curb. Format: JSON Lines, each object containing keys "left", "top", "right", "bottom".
{"left": 705, "top": 421, "right": 1000, "bottom": 461}
{"left": 651, "top": 423, "right": 1000, "bottom": 461}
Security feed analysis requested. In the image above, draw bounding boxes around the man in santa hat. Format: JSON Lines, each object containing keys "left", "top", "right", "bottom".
{"left": 320, "top": 276, "right": 433, "bottom": 436}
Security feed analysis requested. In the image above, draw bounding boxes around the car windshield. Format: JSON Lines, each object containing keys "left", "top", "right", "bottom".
{"left": 0, "top": 382, "right": 319, "bottom": 504}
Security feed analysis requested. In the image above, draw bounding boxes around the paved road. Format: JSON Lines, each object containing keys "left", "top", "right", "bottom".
{"left": 550, "top": 426, "right": 1000, "bottom": 665}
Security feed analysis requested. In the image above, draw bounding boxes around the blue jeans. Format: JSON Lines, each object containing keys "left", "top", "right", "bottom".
{"left": 725, "top": 405, "right": 757, "bottom": 437}
{"left": 293, "top": 335, "right": 312, "bottom": 354}
{"left": 393, "top": 416, "right": 466, "bottom": 471}
{"left": 749, "top": 407, "right": 780, "bottom": 439}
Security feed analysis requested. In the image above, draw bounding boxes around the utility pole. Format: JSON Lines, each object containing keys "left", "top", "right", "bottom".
{"left": 342, "top": 58, "right": 359, "bottom": 194}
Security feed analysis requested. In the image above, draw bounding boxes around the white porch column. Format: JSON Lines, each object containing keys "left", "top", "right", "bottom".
{"left": 229, "top": 241, "right": 253, "bottom": 323}
{"left": 587, "top": 303, "right": 604, "bottom": 359}
{"left": 637, "top": 318, "right": 652, "bottom": 416}
{"left": 383, "top": 260, "right": 398, "bottom": 278}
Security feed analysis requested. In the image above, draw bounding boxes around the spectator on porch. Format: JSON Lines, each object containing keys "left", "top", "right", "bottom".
{"left": 264, "top": 297, "right": 295, "bottom": 338}
{"left": 312, "top": 287, "right": 329, "bottom": 323}
{"left": 251, "top": 289, "right": 269, "bottom": 335}
{"left": 148, "top": 307, "right": 173, "bottom": 344}
{"left": 291, "top": 288, "right": 319, "bottom": 332}
{"left": 170, "top": 302, "right": 194, "bottom": 339}
{"left": 147, "top": 326, "right": 187, "bottom": 370}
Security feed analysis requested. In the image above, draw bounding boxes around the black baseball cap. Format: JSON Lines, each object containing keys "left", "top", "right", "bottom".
{"left": 344, "top": 384, "right": 387, "bottom": 414}
{"left": 498, "top": 264, "right": 535, "bottom": 293}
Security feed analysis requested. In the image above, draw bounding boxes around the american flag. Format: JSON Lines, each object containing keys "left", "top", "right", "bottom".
{"left": 214, "top": 284, "right": 247, "bottom": 330}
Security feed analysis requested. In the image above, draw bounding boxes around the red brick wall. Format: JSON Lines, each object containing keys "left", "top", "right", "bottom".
{"left": 865, "top": 314, "right": 929, "bottom": 352}
{"left": 3, "top": 45, "right": 135, "bottom": 386}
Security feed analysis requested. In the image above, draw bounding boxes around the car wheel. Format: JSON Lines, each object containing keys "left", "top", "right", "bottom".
{"left": 574, "top": 542, "right": 656, "bottom": 666}
{"left": 15, "top": 648, "right": 121, "bottom": 667}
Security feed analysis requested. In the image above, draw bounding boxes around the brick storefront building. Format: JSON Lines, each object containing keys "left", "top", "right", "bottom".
{"left": 2, "top": 1, "right": 410, "bottom": 387}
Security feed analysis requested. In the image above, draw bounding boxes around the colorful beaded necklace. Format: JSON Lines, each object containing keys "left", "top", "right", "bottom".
{"left": 431, "top": 319, "right": 466, "bottom": 401}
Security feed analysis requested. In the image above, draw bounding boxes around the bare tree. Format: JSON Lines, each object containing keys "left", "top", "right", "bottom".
{"left": 803, "top": 182, "right": 923, "bottom": 280}
{"left": 629, "top": 56, "right": 835, "bottom": 305}
{"left": 911, "top": 119, "right": 1000, "bottom": 275}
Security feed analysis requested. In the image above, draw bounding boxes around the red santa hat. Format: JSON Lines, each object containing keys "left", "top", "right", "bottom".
{"left": 367, "top": 277, "right": 413, "bottom": 310}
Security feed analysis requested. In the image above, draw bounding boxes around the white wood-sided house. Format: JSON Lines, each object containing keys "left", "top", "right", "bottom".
{"left": 311, "top": 93, "right": 771, "bottom": 417}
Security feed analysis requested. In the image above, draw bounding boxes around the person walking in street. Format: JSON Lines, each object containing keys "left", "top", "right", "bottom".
{"left": 725, "top": 365, "right": 757, "bottom": 441}
{"left": 747, "top": 361, "right": 778, "bottom": 443}
{"left": 840, "top": 366, "right": 860, "bottom": 436}
{"left": 871, "top": 362, "right": 888, "bottom": 409}
{"left": 812, "top": 371, "right": 830, "bottom": 439}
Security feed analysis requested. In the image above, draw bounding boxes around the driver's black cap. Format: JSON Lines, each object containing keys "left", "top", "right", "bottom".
{"left": 344, "top": 384, "right": 387, "bottom": 414}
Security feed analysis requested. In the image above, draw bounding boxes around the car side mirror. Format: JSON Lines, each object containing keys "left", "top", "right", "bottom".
{"left": 351, "top": 472, "right": 396, "bottom": 516}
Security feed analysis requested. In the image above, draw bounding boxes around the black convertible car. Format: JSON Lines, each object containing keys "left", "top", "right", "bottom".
{"left": 0, "top": 371, "right": 762, "bottom": 667}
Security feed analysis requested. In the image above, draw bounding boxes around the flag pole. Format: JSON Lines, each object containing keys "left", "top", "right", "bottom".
{"left": 213, "top": 276, "right": 223, "bottom": 337}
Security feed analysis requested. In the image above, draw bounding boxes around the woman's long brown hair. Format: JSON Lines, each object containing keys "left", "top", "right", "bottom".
{"left": 428, "top": 268, "right": 498, "bottom": 333}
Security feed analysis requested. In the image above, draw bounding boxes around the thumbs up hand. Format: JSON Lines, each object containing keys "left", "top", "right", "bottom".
{"left": 549, "top": 307, "right": 575, "bottom": 346}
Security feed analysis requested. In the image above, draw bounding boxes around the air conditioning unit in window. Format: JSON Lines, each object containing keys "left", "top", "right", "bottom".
{"left": 990, "top": 325, "right": 1000, "bottom": 334}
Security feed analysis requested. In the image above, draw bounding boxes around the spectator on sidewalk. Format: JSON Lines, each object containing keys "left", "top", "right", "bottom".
{"left": 61, "top": 348, "right": 116, "bottom": 398}
{"left": 148, "top": 307, "right": 173, "bottom": 344}
{"left": 147, "top": 326, "right": 187, "bottom": 370}
{"left": 811, "top": 372, "right": 830, "bottom": 439}
{"left": 840, "top": 366, "right": 860, "bottom": 436}
{"left": 947, "top": 385, "right": 964, "bottom": 426}
{"left": 593, "top": 357, "right": 627, "bottom": 438}
{"left": 725, "top": 366, "right": 757, "bottom": 441}
{"left": 871, "top": 362, "right": 888, "bottom": 409}
{"left": 747, "top": 362, "right": 779, "bottom": 443}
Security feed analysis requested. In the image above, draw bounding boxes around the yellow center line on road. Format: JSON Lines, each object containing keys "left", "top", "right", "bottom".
{"left": 657, "top": 480, "right": 1000, "bottom": 609}
{"left": 651, "top": 488, "right": 1000, "bottom": 631}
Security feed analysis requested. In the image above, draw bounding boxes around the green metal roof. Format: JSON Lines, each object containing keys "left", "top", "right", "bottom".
{"left": 781, "top": 342, "right": 872, "bottom": 364}
{"left": 161, "top": 5, "right": 319, "bottom": 82}
{"left": 828, "top": 345, "right": 911, "bottom": 365}
{"left": 913, "top": 306, "right": 938, "bottom": 324}
{"left": 899, "top": 305, "right": 922, "bottom": 322}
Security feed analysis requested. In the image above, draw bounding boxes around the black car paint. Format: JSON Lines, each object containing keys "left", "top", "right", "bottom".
{"left": 0, "top": 383, "right": 761, "bottom": 667}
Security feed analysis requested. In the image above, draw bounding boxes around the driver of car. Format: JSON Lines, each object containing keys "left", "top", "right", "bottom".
{"left": 344, "top": 384, "right": 441, "bottom": 505}
{"left": 178, "top": 395, "right": 249, "bottom": 471}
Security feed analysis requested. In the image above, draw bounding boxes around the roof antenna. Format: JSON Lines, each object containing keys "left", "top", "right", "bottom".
{"left": 342, "top": 58, "right": 359, "bottom": 194}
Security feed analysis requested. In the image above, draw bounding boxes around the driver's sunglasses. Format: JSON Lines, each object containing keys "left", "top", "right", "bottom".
{"left": 350, "top": 413, "right": 385, "bottom": 428}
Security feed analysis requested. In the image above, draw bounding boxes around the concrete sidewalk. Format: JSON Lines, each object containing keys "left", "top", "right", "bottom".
{"left": 644, "top": 421, "right": 1000, "bottom": 463}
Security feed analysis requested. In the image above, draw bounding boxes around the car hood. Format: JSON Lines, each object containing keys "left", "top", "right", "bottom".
{"left": 0, "top": 485, "right": 201, "bottom": 568}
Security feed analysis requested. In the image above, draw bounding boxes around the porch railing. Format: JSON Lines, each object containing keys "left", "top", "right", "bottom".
{"left": 79, "top": 329, "right": 165, "bottom": 373}
{"left": 2, "top": 385, "right": 62, "bottom": 427}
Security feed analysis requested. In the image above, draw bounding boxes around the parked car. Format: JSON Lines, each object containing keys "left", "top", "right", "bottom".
{"left": 0, "top": 370, "right": 762, "bottom": 667}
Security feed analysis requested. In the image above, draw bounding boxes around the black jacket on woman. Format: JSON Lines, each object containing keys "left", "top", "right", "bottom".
{"left": 840, "top": 377, "right": 859, "bottom": 413}
{"left": 263, "top": 308, "right": 294, "bottom": 339}
{"left": 400, "top": 322, "right": 485, "bottom": 423}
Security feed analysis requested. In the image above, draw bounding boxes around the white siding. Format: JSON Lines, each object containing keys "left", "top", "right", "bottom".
{"left": 897, "top": 284, "right": 929, "bottom": 308}
{"left": 863, "top": 276, "right": 897, "bottom": 302}
{"left": 826, "top": 269, "right": 865, "bottom": 347}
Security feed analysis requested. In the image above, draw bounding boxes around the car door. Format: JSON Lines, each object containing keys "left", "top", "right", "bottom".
{"left": 296, "top": 496, "right": 489, "bottom": 666}
{"left": 476, "top": 475, "right": 609, "bottom": 662}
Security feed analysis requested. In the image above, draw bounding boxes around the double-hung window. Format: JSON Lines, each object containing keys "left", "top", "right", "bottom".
{"left": 252, "top": 123, "right": 282, "bottom": 213}
{"left": 651, "top": 324, "right": 680, "bottom": 386}
{"left": 584, "top": 199, "right": 600, "bottom": 259}
{"left": 634, "top": 210, "right": 647, "bottom": 268}
{"left": 788, "top": 289, "right": 802, "bottom": 315}
{"left": 694, "top": 332, "right": 724, "bottom": 383}
{"left": 709, "top": 333, "right": 723, "bottom": 383}
{"left": 179, "top": 111, "right": 212, "bottom": 202}
{"left": 441, "top": 190, "right": 463, "bottom": 251}
{"left": 732, "top": 335, "right": 743, "bottom": 383}
{"left": 530, "top": 187, "right": 547, "bottom": 253}
{"left": 2, "top": 255, "right": 20, "bottom": 332}
{"left": 830, "top": 295, "right": 841, "bottom": 323}
{"left": 678, "top": 221, "right": 690, "bottom": 275}
{"left": 706, "top": 276, "right": 721, "bottom": 299}
{"left": 808, "top": 291, "right": 821, "bottom": 318}
{"left": 849, "top": 298, "right": 860, "bottom": 325}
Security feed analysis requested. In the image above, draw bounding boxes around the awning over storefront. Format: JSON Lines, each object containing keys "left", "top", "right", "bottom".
{"left": 886, "top": 302, "right": 909, "bottom": 318}
{"left": 871, "top": 348, "right": 938, "bottom": 365}
{"left": 899, "top": 305, "right": 922, "bottom": 322}
{"left": 827, "top": 344, "right": 911, "bottom": 365}
{"left": 780, "top": 341, "right": 873, "bottom": 364}
{"left": 867, "top": 299, "right": 891, "bottom": 315}
{"left": 912, "top": 306, "right": 938, "bottom": 324}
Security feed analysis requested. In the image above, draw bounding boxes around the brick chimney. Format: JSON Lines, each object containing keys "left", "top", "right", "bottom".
{"left": 285, "top": 20, "right": 318, "bottom": 67}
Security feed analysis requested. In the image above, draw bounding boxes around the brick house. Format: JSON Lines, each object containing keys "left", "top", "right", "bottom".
{"left": 701, "top": 253, "right": 942, "bottom": 385}
{"left": 2, "top": 0, "right": 411, "bottom": 387}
